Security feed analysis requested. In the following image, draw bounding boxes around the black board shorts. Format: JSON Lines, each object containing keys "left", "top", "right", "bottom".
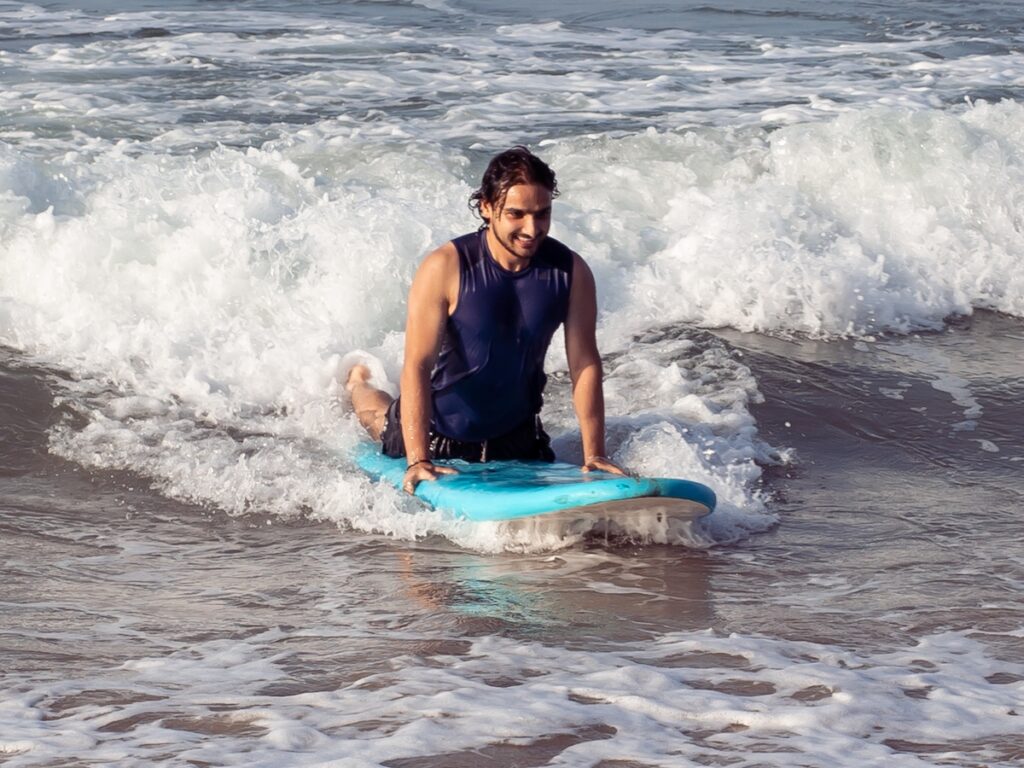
{"left": 381, "top": 398, "right": 555, "bottom": 463}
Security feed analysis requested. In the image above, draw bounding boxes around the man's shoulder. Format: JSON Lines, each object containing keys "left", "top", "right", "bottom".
{"left": 424, "top": 238, "right": 460, "bottom": 258}
{"left": 417, "top": 241, "right": 460, "bottom": 277}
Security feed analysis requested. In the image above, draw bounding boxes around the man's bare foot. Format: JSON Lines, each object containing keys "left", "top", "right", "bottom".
{"left": 346, "top": 363, "right": 372, "bottom": 395}
{"left": 345, "top": 362, "right": 392, "bottom": 441}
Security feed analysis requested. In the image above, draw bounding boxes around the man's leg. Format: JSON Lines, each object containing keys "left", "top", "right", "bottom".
{"left": 347, "top": 364, "right": 392, "bottom": 442}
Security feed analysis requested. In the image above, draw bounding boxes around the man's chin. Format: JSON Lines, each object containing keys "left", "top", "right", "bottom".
{"left": 513, "top": 239, "right": 541, "bottom": 257}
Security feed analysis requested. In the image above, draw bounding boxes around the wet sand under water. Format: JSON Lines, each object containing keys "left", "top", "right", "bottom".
{"left": 1, "top": 311, "right": 1023, "bottom": 766}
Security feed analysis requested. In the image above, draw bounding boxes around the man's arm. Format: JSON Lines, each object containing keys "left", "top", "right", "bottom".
{"left": 564, "top": 253, "right": 624, "bottom": 475}
{"left": 400, "top": 243, "right": 458, "bottom": 493}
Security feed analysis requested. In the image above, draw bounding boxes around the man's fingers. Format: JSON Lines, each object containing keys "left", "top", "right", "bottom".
{"left": 582, "top": 459, "right": 628, "bottom": 476}
{"left": 402, "top": 469, "right": 429, "bottom": 494}
{"left": 402, "top": 462, "right": 458, "bottom": 494}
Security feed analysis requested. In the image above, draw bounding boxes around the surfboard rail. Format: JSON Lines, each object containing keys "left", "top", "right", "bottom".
{"left": 353, "top": 443, "right": 716, "bottom": 524}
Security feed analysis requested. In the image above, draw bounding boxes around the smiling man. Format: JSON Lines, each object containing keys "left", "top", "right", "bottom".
{"left": 348, "top": 146, "right": 623, "bottom": 493}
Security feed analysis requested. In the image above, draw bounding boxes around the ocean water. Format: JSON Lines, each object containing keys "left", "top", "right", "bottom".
{"left": 1, "top": 0, "right": 1023, "bottom": 765}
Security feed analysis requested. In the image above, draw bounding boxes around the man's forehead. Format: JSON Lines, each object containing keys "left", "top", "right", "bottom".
{"left": 500, "top": 183, "right": 552, "bottom": 210}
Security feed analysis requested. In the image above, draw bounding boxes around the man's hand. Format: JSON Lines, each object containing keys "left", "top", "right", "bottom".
{"left": 581, "top": 455, "right": 627, "bottom": 476}
{"left": 402, "top": 461, "right": 458, "bottom": 495}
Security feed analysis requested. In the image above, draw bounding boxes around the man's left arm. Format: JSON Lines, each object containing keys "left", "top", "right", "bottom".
{"left": 564, "top": 253, "right": 625, "bottom": 475}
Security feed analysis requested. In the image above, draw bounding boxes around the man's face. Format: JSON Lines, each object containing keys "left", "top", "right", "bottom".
{"left": 481, "top": 183, "right": 553, "bottom": 261}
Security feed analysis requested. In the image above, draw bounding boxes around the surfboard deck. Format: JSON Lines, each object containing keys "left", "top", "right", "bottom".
{"left": 353, "top": 443, "right": 716, "bottom": 529}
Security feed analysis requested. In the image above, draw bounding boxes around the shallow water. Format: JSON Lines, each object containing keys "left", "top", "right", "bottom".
{"left": 2, "top": 0, "right": 1024, "bottom": 765}
{"left": 3, "top": 311, "right": 1023, "bottom": 766}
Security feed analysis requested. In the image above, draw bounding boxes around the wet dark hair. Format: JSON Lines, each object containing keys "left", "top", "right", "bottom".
{"left": 469, "top": 146, "right": 559, "bottom": 227}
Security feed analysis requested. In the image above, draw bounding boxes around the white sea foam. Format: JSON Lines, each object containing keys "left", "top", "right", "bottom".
{"left": 1, "top": 625, "right": 1021, "bottom": 767}
{"left": 3, "top": 7, "right": 1023, "bottom": 768}
{"left": 547, "top": 100, "right": 1024, "bottom": 337}
{"left": 4, "top": 4, "right": 1024, "bottom": 152}
{"left": 2, "top": 97, "right": 1023, "bottom": 547}
{"left": 0, "top": 129, "right": 780, "bottom": 549}
{"left": 3, "top": 2, "right": 1024, "bottom": 549}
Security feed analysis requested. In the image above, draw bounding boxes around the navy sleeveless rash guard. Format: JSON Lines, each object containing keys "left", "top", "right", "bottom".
{"left": 430, "top": 230, "right": 574, "bottom": 442}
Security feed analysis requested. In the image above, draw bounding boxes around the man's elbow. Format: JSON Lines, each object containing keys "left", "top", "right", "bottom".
{"left": 569, "top": 355, "right": 603, "bottom": 385}
{"left": 401, "top": 359, "right": 434, "bottom": 386}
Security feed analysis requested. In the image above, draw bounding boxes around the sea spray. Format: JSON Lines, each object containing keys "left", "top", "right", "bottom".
{"left": 4, "top": 104, "right": 1023, "bottom": 547}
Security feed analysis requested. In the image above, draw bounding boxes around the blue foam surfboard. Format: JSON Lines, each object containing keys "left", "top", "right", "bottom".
{"left": 353, "top": 443, "right": 716, "bottom": 523}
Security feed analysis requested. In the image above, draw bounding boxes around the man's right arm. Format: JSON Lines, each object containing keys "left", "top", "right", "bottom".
{"left": 400, "top": 243, "right": 458, "bottom": 493}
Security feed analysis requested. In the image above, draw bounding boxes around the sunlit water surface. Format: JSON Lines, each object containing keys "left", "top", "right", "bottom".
{"left": 2, "top": 0, "right": 1024, "bottom": 765}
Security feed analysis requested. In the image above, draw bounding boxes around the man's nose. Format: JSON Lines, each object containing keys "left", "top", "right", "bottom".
{"left": 521, "top": 216, "right": 537, "bottom": 236}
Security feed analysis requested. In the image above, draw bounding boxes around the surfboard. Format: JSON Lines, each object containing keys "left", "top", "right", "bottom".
{"left": 353, "top": 443, "right": 716, "bottom": 532}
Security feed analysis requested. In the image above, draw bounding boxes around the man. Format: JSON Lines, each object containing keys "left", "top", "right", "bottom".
{"left": 347, "top": 146, "right": 624, "bottom": 494}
